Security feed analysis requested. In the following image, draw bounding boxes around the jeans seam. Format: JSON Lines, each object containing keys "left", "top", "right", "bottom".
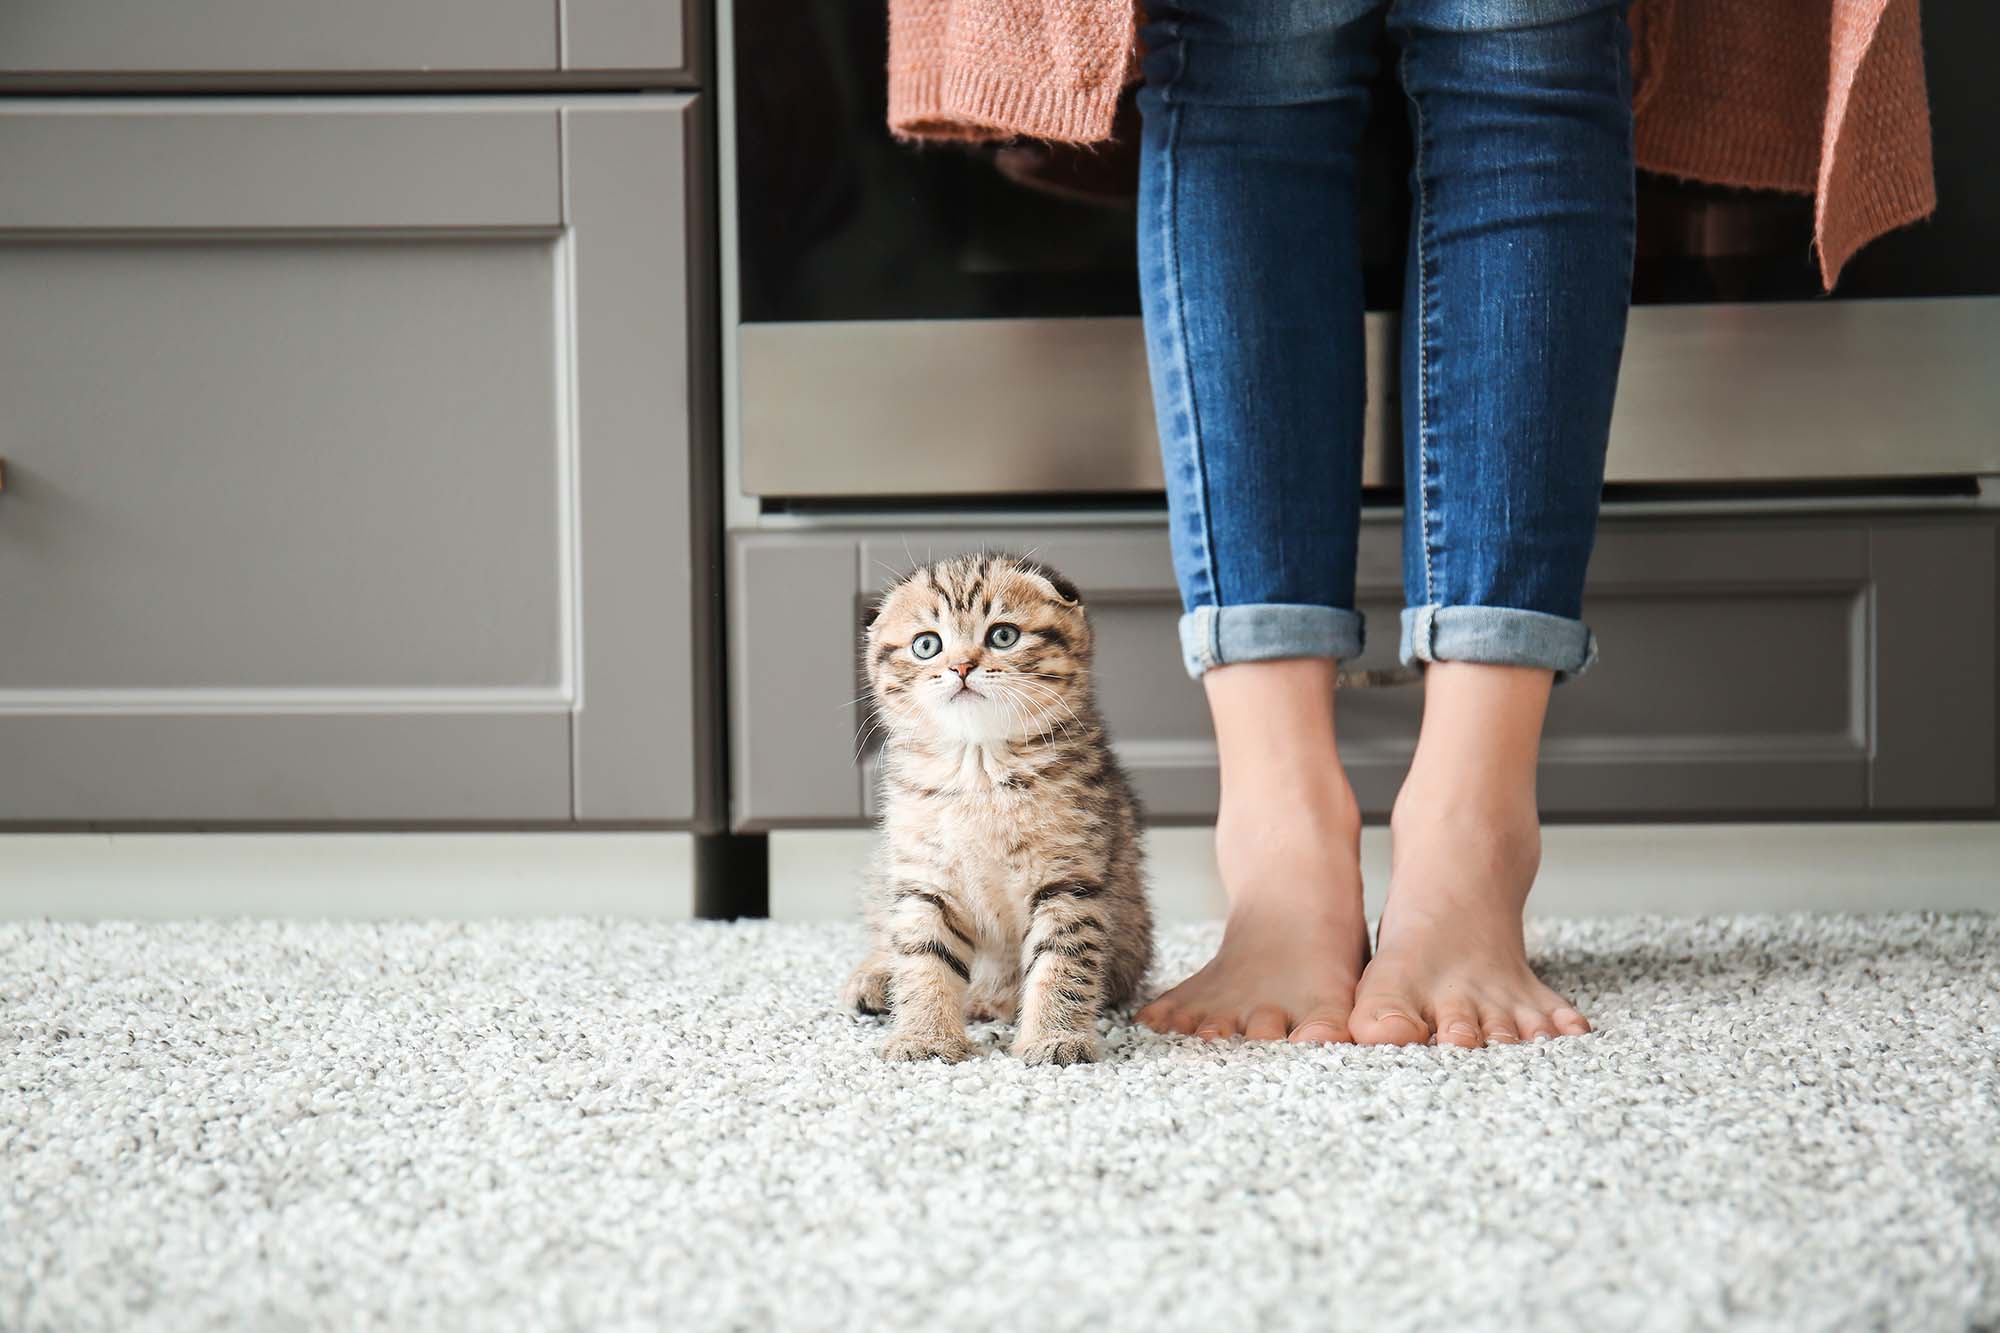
{"left": 1402, "top": 42, "right": 1438, "bottom": 610}
{"left": 1160, "top": 25, "right": 1220, "bottom": 613}
{"left": 1615, "top": 10, "right": 1638, "bottom": 269}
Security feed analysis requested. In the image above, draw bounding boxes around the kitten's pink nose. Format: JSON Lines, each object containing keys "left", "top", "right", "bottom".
{"left": 949, "top": 661, "right": 976, "bottom": 680}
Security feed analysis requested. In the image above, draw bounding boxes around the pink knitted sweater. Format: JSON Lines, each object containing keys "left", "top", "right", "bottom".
{"left": 887, "top": 0, "right": 1936, "bottom": 288}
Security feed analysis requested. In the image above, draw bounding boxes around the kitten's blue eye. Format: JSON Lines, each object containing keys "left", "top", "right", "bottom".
{"left": 910, "top": 632, "right": 943, "bottom": 660}
{"left": 986, "top": 624, "right": 1021, "bottom": 650}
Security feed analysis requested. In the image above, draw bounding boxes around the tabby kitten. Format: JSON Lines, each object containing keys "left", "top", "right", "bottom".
{"left": 844, "top": 553, "right": 1153, "bottom": 1065}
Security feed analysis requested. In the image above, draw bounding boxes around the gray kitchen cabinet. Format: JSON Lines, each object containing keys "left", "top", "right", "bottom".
{"left": 0, "top": 96, "right": 706, "bottom": 825}
{"left": 728, "top": 512, "right": 1999, "bottom": 828}
{"left": 0, "top": 0, "right": 697, "bottom": 89}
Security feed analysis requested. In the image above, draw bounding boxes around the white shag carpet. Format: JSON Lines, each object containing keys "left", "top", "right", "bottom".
{"left": 4, "top": 916, "right": 1997, "bottom": 1332}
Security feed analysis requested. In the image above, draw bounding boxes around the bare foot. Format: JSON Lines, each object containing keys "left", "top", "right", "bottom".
{"left": 1140, "top": 659, "right": 1370, "bottom": 1043}
{"left": 1350, "top": 773, "right": 1590, "bottom": 1048}
{"left": 1137, "top": 778, "right": 1370, "bottom": 1043}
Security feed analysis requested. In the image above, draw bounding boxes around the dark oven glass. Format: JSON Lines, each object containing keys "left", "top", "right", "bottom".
{"left": 735, "top": 2, "right": 1998, "bottom": 323}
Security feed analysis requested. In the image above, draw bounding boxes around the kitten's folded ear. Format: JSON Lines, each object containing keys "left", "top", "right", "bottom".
{"left": 863, "top": 600, "right": 883, "bottom": 629}
{"left": 1015, "top": 558, "right": 1083, "bottom": 606}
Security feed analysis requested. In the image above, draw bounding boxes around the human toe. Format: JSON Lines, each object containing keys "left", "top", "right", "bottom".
{"left": 1433, "top": 1003, "right": 1484, "bottom": 1049}
{"left": 1349, "top": 994, "right": 1431, "bottom": 1046}
{"left": 1193, "top": 1011, "right": 1240, "bottom": 1041}
{"left": 1516, "top": 1007, "right": 1561, "bottom": 1042}
{"left": 1552, "top": 1005, "right": 1592, "bottom": 1037}
{"left": 1287, "top": 1010, "right": 1353, "bottom": 1044}
{"left": 1242, "top": 1005, "right": 1291, "bottom": 1042}
{"left": 1480, "top": 1006, "right": 1522, "bottom": 1045}
{"left": 1139, "top": 999, "right": 1197, "bottom": 1035}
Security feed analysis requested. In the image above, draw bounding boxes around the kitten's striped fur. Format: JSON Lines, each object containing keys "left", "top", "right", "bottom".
{"left": 844, "top": 553, "right": 1153, "bottom": 1064}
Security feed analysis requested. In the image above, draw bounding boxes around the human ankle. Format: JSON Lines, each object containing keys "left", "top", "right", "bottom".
{"left": 1386, "top": 770, "right": 1541, "bottom": 926}
{"left": 1216, "top": 765, "right": 1361, "bottom": 861}
{"left": 1212, "top": 783, "right": 1363, "bottom": 929}
{"left": 1393, "top": 739, "right": 1538, "bottom": 821}
{"left": 1394, "top": 661, "right": 1551, "bottom": 820}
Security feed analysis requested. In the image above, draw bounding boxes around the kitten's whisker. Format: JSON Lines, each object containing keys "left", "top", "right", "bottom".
{"left": 975, "top": 679, "right": 1032, "bottom": 743}
{"left": 1012, "top": 695, "right": 1061, "bottom": 747}
{"left": 988, "top": 679, "right": 1072, "bottom": 744}
{"left": 1007, "top": 674, "right": 1087, "bottom": 723}
{"left": 851, "top": 710, "right": 890, "bottom": 764}
{"left": 978, "top": 678, "right": 1036, "bottom": 741}
{"left": 1018, "top": 686, "right": 1081, "bottom": 727}
{"left": 994, "top": 689, "right": 1035, "bottom": 742}
{"left": 1014, "top": 695, "right": 1062, "bottom": 744}
{"left": 1000, "top": 677, "right": 1081, "bottom": 731}
{"left": 1020, "top": 703, "right": 1077, "bottom": 745}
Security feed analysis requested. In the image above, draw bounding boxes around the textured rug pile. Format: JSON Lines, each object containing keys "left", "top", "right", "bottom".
{"left": 3, "top": 915, "right": 1996, "bottom": 1331}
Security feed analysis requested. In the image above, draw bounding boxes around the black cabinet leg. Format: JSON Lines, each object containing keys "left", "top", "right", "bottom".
{"left": 694, "top": 831, "right": 769, "bottom": 920}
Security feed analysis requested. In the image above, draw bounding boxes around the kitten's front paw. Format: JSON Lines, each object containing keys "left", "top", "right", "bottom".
{"left": 965, "top": 992, "right": 1017, "bottom": 1023}
{"left": 1013, "top": 1033, "right": 1100, "bottom": 1066}
{"left": 842, "top": 958, "right": 892, "bottom": 1016}
{"left": 881, "top": 1032, "right": 973, "bottom": 1064}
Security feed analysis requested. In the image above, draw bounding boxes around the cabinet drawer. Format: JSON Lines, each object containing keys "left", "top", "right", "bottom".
{"left": 727, "top": 513, "right": 1998, "bottom": 828}
{"left": 0, "top": 98, "right": 704, "bottom": 824}
{"left": 0, "top": 1, "right": 694, "bottom": 89}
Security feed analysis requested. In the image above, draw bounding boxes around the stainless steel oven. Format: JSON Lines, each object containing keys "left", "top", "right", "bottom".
{"left": 723, "top": 0, "right": 2000, "bottom": 505}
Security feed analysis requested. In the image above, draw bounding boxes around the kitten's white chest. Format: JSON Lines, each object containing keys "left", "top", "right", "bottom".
{"left": 946, "top": 741, "right": 1013, "bottom": 789}
{"left": 927, "top": 787, "right": 1035, "bottom": 882}
{"left": 900, "top": 748, "right": 1040, "bottom": 872}
{"left": 885, "top": 741, "right": 1045, "bottom": 923}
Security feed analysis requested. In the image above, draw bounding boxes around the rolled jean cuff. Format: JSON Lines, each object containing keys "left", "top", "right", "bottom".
{"left": 1400, "top": 604, "right": 1599, "bottom": 681}
{"left": 1178, "top": 603, "right": 1365, "bottom": 679}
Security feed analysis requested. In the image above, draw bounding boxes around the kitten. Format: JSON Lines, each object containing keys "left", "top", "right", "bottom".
{"left": 843, "top": 553, "right": 1153, "bottom": 1065}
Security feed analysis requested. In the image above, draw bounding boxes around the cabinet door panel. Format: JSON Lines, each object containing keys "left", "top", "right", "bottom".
{"left": 3, "top": 240, "right": 565, "bottom": 696}
{"left": 567, "top": 103, "right": 700, "bottom": 821}
{"left": 1870, "top": 521, "right": 1998, "bottom": 810}
{"left": 0, "top": 105, "right": 560, "bottom": 228}
{"left": 728, "top": 513, "right": 1997, "bottom": 829}
{"left": 0, "top": 98, "right": 700, "bottom": 824}
{"left": 0, "top": 1, "right": 694, "bottom": 85}
{"left": 0, "top": 1, "right": 557, "bottom": 74}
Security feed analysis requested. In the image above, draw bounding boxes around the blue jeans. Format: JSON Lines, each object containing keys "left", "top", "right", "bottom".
{"left": 1137, "top": 0, "right": 1635, "bottom": 679}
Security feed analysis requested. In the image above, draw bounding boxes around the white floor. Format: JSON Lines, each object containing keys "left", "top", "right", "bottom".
{"left": 0, "top": 823, "right": 1995, "bottom": 920}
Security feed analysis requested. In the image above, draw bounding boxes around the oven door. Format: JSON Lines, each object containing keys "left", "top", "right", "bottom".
{"left": 729, "top": 0, "right": 2000, "bottom": 501}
